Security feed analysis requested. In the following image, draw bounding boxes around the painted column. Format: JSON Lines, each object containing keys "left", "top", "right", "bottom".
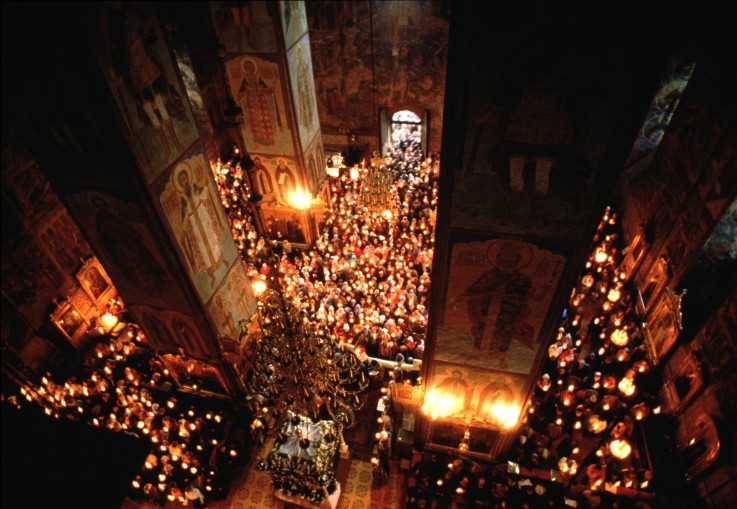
{"left": 9, "top": 2, "right": 257, "bottom": 397}
{"left": 214, "top": 1, "right": 325, "bottom": 246}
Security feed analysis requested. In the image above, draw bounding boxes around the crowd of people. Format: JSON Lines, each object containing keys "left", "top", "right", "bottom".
{"left": 405, "top": 209, "right": 661, "bottom": 508}
{"left": 8, "top": 321, "right": 246, "bottom": 508}
{"left": 509, "top": 209, "right": 659, "bottom": 498}
{"left": 232, "top": 127, "right": 438, "bottom": 366}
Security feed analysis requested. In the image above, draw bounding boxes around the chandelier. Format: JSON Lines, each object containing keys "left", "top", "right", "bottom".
{"left": 245, "top": 285, "right": 368, "bottom": 443}
{"left": 360, "top": 152, "right": 399, "bottom": 216}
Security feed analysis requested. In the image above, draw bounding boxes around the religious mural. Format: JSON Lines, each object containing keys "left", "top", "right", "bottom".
{"left": 132, "top": 305, "right": 217, "bottom": 362}
{"left": 427, "top": 361, "right": 528, "bottom": 433}
{"left": 1, "top": 203, "right": 95, "bottom": 330}
{"left": 1, "top": 233, "right": 69, "bottom": 330}
{"left": 207, "top": 263, "right": 257, "bottom": 342}
{"left": 305, "top": 1, "right": 449, "bottom": 151}
{"left": 437, "top": 239, "right": 566, "bottom": 374}
{"left": 452, "top": 46, "right": 630, "bottom": 242}
{"left": 287, "top": 35, "right": 320, "bottom": 149}
{"left": 63, "top": 190, "right": 188, "bottom": 313}
{"left": 210, "top": 1, "right": 276, "bottom": 54}
{"left": 304, "top": 134, "right": 326, "bottom": 195}
{"left": 623, "top": 56, "right": 695, "bottom": 176}
{"left": 694, "top": 199, "right": 737, "bottom": 273}
{"left": 1, "top": 134, "right": 59, "bottom": 227}
{"left": 158, "top": 148, "right": 238, "bottom": 304}
{"left": 250, "top": 154, "right": 301, "bottom": 206}
{"left": 225, "top": 55, "right": 292, "bottom": 156}
{"left": 279, "top": 0, "right": 308, "bottom": 50}
{"left": 91, "top": 2, "right": 198, "bottom": 184}
{"left": 625, "top": 62, "right": 735, "bottom": 251}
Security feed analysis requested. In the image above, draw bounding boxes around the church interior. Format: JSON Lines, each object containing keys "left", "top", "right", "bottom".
{"left": 1, "top": 2, "right": 735, "bottom": 509}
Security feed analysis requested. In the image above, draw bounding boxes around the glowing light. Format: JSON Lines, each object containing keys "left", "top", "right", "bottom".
{"left": 607, "top": 287, "right": 621, "bottom": 302}
{"left": 595, "top": 247, "right": 608, "bottom": 264}
{"left": 610, "top": 439, "right": 632, "bottom": 459}
{"left": 618, "top": 377, "right": 636, "bottom": 397}
{"left": 610, "top": 329, "right": 629, "bottom": 346}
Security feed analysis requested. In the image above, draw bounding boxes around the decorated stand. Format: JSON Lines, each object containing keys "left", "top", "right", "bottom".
{"left": 262, "top": 411, "right": 342, "bottom": 509}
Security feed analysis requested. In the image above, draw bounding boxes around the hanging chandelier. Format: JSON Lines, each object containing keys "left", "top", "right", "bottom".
{"left": 360, "top": 151, "right": 399, "bottom": 217}
{"left": 245, "top": 285, "right": 368, "bottom": 443}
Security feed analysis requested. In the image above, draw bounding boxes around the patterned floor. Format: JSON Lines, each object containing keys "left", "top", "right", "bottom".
{"left": 122, "top": 448, "right": 406, "bottom": 509}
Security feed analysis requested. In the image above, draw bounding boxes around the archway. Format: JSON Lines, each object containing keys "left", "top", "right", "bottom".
{"left": 380, "top": 108, "right": 428, "bottom": 156}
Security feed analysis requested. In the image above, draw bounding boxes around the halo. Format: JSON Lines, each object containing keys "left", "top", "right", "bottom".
{"left": 173, "top": 163, "right": 191, "bottom": 195}
{"left": 486, "top": 239, "right": 534, "bottom": 271}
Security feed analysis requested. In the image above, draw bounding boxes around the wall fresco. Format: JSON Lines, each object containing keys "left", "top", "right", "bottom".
{"left": 428, "top": 360, "right": 528, "bottom": 429}
{"left": 306, "top": 1, "right": 449, "bottom": 150}
{"left": 436, "top": 238, "right": 566, "bottom": 374}
{"left": 158, "top": 147, "right": 237, "bottom": 303}
{"left": 210, "top": 1, "right": 277, "bottom": 54}
{"left": 225, "top": 54, "right": 293, "bottom": 156}
{"left": 250, "top": 154, "right": 301, "bottom": 206}
{"left": 63, "top": 190, "right": 189, "bottom": 313}
{"left": 304, "top": 134, "right": 326, "bottom": 195}
{"left": 207, "top": 263, "right": 257, "bottom": 342}
{"left": 279, "top": 0, "right": 308, "bottom": 50}
{"left": 287, "top": 35, "right": 321, "bottom": 149}
{"left": 91, "top": 2, "right": 198, "bottom": 183}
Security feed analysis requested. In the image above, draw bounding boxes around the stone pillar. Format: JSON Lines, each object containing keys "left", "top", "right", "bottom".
{"left": 5, "top": 2, "right": 256, "bottom": 397}
{"left": 214, "top": 1, "right": 326, "bottom": 246}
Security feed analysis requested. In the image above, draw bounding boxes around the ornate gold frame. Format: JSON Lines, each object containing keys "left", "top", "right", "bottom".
{"left": 643, "top": 287, "right": 685, "bottom": 364}
{"left": 76, "top": 257, "right": 114, "bottom": 310}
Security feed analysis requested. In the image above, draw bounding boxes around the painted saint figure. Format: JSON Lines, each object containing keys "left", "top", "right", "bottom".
{"left": 237, "top": 59, "right": 284, "bottom": 147}
{"left": 295, "top": 45, "right": 316, "bottom": 132}
{"left": 174, "top": 166, "right": 225, "bottom": 283}
{"left": 274, "top": 158, "right": 296, "bottom": 204}
{"left": 105, "top": 2, "right": 186, "bottom": 157}
{"left": 459, "top": 241, "right": 549, "bottom": 369}
{"left": 435, "top": 369, "right": 472, "bottom": 414}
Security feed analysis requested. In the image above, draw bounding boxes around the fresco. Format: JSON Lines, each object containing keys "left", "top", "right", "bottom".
{"left": 694, "top": 198, "right": 737, "bottom": 273}
{"left": 279, "top": 0, "right": 308, "bottom": 50}
{"left": 436, "top": 238, "right": 565, "bottom": 374}
{"left": 91, "top": 2, "right": 198, "bottom": 183}
{"left": 287, "top": 35, "right": 321, "bottom": 149}
{"left": 623, "top": 63, "right": 736, "bottom": 272}
{"left": 1, "top": 146, "right": 59, "bottom": 227}
{"left": 158, "top": 147, "right": 238, "bottom": 303}
{"left": 623, "top": 56, "right": 695, "bottom": 175}
{"left": 250, "top": 154, "right": 300, "bottom": 206}
{"left": 452, "top": 46, "right": 629, "bottom": 241}
{"left": 36, "top": 208, "right": 94, "bottom": 279}
{"left": 210, "top": 1, "right": 276, "bottom": 54}
{"left": 427, "top": 360, "right": 528, "bottom": 429}
{"left": 304, "top": 134, "right": 326, "bottom": 195}
{"left": 207, "top": 263, "right": 257, "bottom": 342}
{"left": 133, "top": 305, "right": 217, "bottom": 362}
{"left": 1, "top": 233, "right": 68, "bottom": 329}
{"left": 225, "top": 55, "right": 292, "bottom": 156}
{"left": 64, "top": 190, "right": 189, "bottom": 312}
{"left": 306, "top": 1, "right": 449, "bottom": 149}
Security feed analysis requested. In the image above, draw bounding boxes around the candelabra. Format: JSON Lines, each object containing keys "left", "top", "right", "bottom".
{"left": 359, "top": 152, "right": 399, "bottom": 216}
{"left": 245, "top": 286, "right": 368, "bottom": 443}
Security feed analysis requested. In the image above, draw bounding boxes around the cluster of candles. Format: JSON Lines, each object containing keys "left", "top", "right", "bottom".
{"left": 11, "top": 320, "right": 242, "bottom": 505}
{"left": 518, "top": 207, "right": 658, "bottom": 493}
